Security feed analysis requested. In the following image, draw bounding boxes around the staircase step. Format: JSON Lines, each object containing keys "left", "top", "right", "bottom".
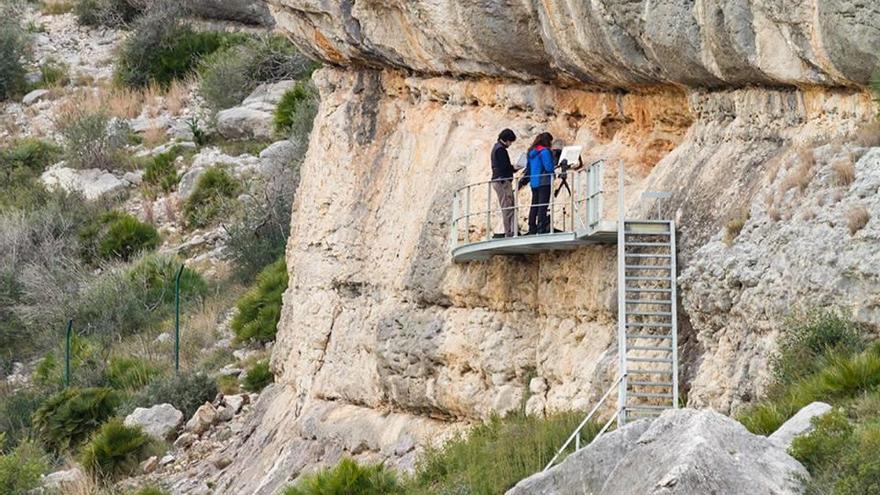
{"left": 626, "top": 333, "right": 673, "bottom": 340}
{"left": 629, "top": 391, "right": 673, "bottom": 399}
{"left": 626, "top": 321, "right": 673, "bottom": 327}
{"left": 626, "top": 404, "right": 672, "bottom": 411}
{"left": 629, "top": 381, "right": 674, "bottom": 387}
{"left": 628, "top": 357, "right": 674, "bottom": 364}
{"left": 626, "top": 242, "right": 671, "bottom": 247}
{"left": 628, "top": 369, "right": 674, "bottom": 375}
{"left": 627, "top": 311, "right": 673, "bottom": 317}
{"left": 625, "top": 300, "right": 673, "bottom": 305}
{"left": 624, "top": 276, "right": 672, "bottom": 282}
{"left": 628, "top": 345, "right": 673, "bottom": 352}
{"left": 625, "top": 253, "right": 671, "bottom": 258}
{"left": 625, "top": 265, "right": 672, "bottom": 270}
{"left": 625, "top": 288, "right": 672, "bottom": 293}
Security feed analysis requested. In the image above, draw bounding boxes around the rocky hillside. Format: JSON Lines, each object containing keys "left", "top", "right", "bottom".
{"left": 194, "top": 1, "right": 880, "bottom": 493}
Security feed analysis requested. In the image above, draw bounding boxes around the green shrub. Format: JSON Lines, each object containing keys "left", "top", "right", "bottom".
{"left": 127, "top": 254, "right": 208, "bottom": 307}
{"left": 836, "top": 423, "right": 880, "bottom": 495}
{"left": 57, "top": 109, "right": 132, "bottom": 170}
{"left": 0, "top": 10, "right": 28, "bottom": 101}
{"left": 770, "top": 311, "right": 864, "bottom": 387}
{"left": 80, "top": 419, "right": 158, "bottom": 481}
{"left": 183, "top": 166, "right": 240, "bottom": 228}
{"left": 143, "top": 147, "right": 181, "bottom": 193}
{"left": 80, "top": 211, "right": 160, "bottom": 263}
{"left": 32, "top": 387, "right": 119, "bottom": 452}
{"left": 199, "top": 34, "right": 316, "bottom": 112}
{"left": 231, "top": 258, "right": 288, "bottom": 343}
{"left": 0, "top": 441, "right": 49, "bottom": 495}
{"left": 37, "top": 58, "right": 70, "bottom": 88}
{"left": 274, "top": 82, "right": 317, "bottom": 134}
{"left": 284, "top": 458, "right": 403, "bottom": 495}
{"left": 130, "top": 373, "right": 217, "bottom": 418}
{"left": 0, "top": 388, "right": 49, "bottom": 451}
{"left": 0, "top": 139, "right": 61, "bottom": 211}
{"left": 217, "top": 375, "right": 240, "bottom": 395}
{"left": 790, "top": 409, "right": 853, "bottom": 472}
{"left": 74, "top": 0, "right": 142, "bottom": 28}
{"left": 129, "top": 487, "right": 170, "bottom": 495}
{"left": 115, "top": 3, "right": 245, "bottom": 88}
{"left": 407, "top": 411, "right": 592, "bottom": 495}
{"left": 107, "top": 356, "right": 160, "bottom": 391}
{"left": 242, "top": 360, "right": 273, "bottom": 393}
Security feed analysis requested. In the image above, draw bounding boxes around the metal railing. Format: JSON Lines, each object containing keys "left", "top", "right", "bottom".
{"left": 543, "top": 374, "right": 625, "bottom": 471}
{"left": 450, "top": 161, "right": 605, "bottom": 249}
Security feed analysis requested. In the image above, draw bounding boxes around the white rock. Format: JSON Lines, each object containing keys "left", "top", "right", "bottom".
{"left": 141, "top": 456, "right": 159, "bottom": 474}
{"left": 160, "top": 454, "right": 176, "bottom": 466}
{"left": 154, "top": 332, "right": 172, "bottom": 344}
{"left": 216, "top": 107, "right": 275, "bottom": 140}
{"left": 40, "top": 165, "right": 126, "bottom": 200}
{"left": 124, "top": 404, "right": 184, "bottom": 441}
{"left": 174, "top": 432, "right": 198, "bottom": 449}
{"left": 218, "top": 365, "right": 243, "bottom": 378}
{"left": 41, "top": 467, "right": 86, "bottom": 491}
{"left": 768, "top": 402, "right": 833, "bottom": 450}
{"left": 123, "top": 170, "right": 144, "bottom": 186}
{"left": 508, "top": 409, "right": 808, "bottom": 495}
{"left": 22, "top": 89, "right": 51, "bottom": 106}
{"left": 216, "top": 405, "right": 235, "bottom": 423}
{"left": 223, "top": 394, "right": 247, "bottom": 414}
{"left": 178, "top": 166, "right": 206, "bottom": 200}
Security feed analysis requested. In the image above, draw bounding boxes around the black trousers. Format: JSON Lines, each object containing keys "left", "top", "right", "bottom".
{"left": 528, "top": 185, "right": 551, "bottom": 234}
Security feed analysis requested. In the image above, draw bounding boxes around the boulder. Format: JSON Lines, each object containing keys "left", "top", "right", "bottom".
{"left": 769, "top": 402, "right": 833, "bottom": 450}
{"left": 160, "top": 454, "right": 176, "bottom": 466}
{"left": 174, "top": 432, "right": 198, "bottom": 449}
{"left": 22, "top": 89, "right": 51, "bottom": 106}
{"left": 507, "top": 409, "right": 808, "bottom": 495}
{"left": 177, "top": 166, "right": 206, "bottom": 200}
{"left": 216, "top": 405, "right": 235, "bottom": 423}
{"left": 41, "top": 467, "right": 87, "bottom": 491}
{"left": 40, "top": 165, "right": 126, "bottom": 200}
{"left": 141, "top": 456, "right": 159, "bottom": 474}
{"left": 124, "top": 404, "right": 184, "bottom": 441}
{"left": 223, "top": 394, "right": 247, "bottom": 414}
{"left": 185, "top": 402, "right": 218, "bottom": 435}
{"left": 216, "top": 107, "right": 275, "bottom": 140}
{"left": 123, "top": 170, "right": 144, "bottom": 186}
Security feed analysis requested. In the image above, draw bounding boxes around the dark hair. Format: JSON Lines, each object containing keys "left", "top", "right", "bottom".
{"left": 498, "top": 129, "right": 516, "bottom": 142}
{"left": 530, "top": 132, "right": 553, "bottom": 150}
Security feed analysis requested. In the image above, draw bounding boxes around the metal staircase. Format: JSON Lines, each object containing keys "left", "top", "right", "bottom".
{"left": 617, "top": 219, "right": 678, "bottom": 424}
{"left": 543, "top": 163, "right": 679, "bottom": 472}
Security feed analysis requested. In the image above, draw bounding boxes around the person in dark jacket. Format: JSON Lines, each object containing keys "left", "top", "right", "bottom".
{"left": 527, "top": 132, "right": 555, "bottom": 235}
{"left": 491, "top": 128, "right": 517, "bottom": 237}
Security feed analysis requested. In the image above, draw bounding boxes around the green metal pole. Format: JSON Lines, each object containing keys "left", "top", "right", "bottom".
{"left": 175, "top": 264, "right": 184, "bottom": 374}
{"left": 64, "top": 320, "right": 73, "bottom": 388}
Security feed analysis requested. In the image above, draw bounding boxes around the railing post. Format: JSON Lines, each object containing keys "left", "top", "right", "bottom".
{"left": 512, "top": 182, "right": 518, "bottom": 237}
{"left": 464, "top": 186, "right": 471, "bottom": 245}
{"left": 617, "top": 161, "right": 627, "bottom": 426}
{"left": 548, "top": 177, "right": 554, "bottom": 235}
{"left": 486, "top": 181, "right": 492, "bottom": 241}
{"left": 64, "top": 319, "right": 73, "bottom": 388}
{"left": 175, "top": 264, "right": 184, "bottom": 374}
{"left": 451, "top": 192, "right": 459, "bottom": 249}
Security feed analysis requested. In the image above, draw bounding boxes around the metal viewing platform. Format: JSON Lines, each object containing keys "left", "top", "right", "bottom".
{"left": 450, "top": 160, "right": 616, "bottom": 262}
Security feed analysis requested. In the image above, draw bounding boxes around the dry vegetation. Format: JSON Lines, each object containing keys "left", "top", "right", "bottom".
{"left": 779, "top": 150, "right": 816, "bottom": 195}
{"left": 40, "top": 0, "right": 75, "bottom": 15}
{"left": 141, "top": 126, "right": 167, "bottom": 148}
{"left": 832, "top": 157, "right": 856, "bottom": 187}
{"left": 847, "top": 206, "right": 870, "bottom": 235}
{"left": 723, "top": 208, "right": 750, "bottom": 245}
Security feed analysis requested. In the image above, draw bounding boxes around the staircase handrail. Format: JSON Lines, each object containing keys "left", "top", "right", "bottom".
{"left": 543, "top": 373, "right": 625, "bottom": 471}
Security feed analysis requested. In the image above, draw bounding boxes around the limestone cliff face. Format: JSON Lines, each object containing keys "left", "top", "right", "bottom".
{"left": 203, "top": 2, "right": 880, "bottom": 493}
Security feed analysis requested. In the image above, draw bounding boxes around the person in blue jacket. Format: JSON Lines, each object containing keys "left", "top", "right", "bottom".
{"left": 526, "top": 132, "right": 555, "bottom": 234}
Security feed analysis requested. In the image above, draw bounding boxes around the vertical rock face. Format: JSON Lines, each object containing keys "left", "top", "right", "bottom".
{"left": 199, "top": 1, "right": 880, "bottom": 492}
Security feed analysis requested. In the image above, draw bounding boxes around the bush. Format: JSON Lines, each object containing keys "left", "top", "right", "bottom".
{"left": 770, "top": 311, "right": 864, "bottom": 387}
{"left": 32, "top": 387, "right": 119, "bottom": 452}
{"left": 107, "top": 356, "right": 160, "bottom": 391}
{"left": 130, "top": 373, "right": 217, "bottom": 418}
{"left": 0, "top": 10, "right": 28, "bottom": 101}
{"left": 790, "top": 409, "right": 853, "bottom": 472}
{"left": 407, "top": 411, "right": 592, "bottom": 494}
{"left": 275, "top": 82, "right": 317, "bottom": 134}
{"left": 37, "top": 58, "right": 70, "bottom": 88}
{"left": 0, "top": 441, "right": 49, "bottom": 495}
{"left": 0, "top": 139, "right": 61, "bottom": 211}
{"left": 127, "top": 253, "right": 208, "bottom": 307}
{"left": 80, "top": 419, "right": 157, "bottom": 481}
{"left": 183, "top": 166, "right": 240, "bottom": 228}
{"left": 80, "top": 211, "right": 160, "bottom": 263}
{"left": 0, "top": 388, "right": 49, "bottom": 451}
{"left": 74, "top": 0, "right": 142, "bottom": 28}
{"left": 284, "top": 458, "right": 403, "bottom": 495}
{"left": 231, "top": 258, "right": 288, "bottom": 343}
{"left": 115, "top": 3, "right": 245, "bottom": 88}
{"left": 56, "top": 108, "right": 132, "bottom": 170}
{"left": 129, "top": 487, "right": 170, "bottom": 495}
{"left": 242, "top": 360, "right": 273, "bottom": 393}
{"left": 199, "top": 34, "right": 316, "bottom": 112}
{"left": 143, "top": 147, "right": 181, "bottom": 194}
